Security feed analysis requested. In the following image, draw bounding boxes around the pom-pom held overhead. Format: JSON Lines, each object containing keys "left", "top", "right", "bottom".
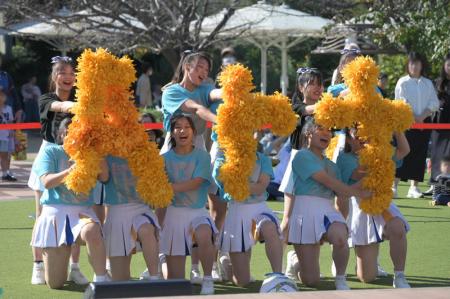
{"left": 63, "top": 48, "right": 173, "bottom": 208}
{"left": 315, "top": 56, "right": 414, "bottom": 214}
{"left": 216, "top": 64, "right": 297, "bottom": 201}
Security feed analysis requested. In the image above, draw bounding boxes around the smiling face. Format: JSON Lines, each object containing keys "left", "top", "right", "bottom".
{"left": 172, "top": 116, "right": 194, "bottom": 147}
{"left": 408, "top": 60, "right": 422, "bottom": 78}
{"left": 184, "top": 57, "right": 210, "bottom": 87}
{"left": 308, "top": 125, "right": 332, "bottom": 151}
{"left": 52, "top": 64, "right": 75, "bottom": 93}
{"left": 300, "top": 77, "right": 324, "bottom": 103}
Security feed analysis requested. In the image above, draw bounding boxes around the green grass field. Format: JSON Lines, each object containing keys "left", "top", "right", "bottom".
{"left": 1, "top": 180, "right": 449, "bottom": 298}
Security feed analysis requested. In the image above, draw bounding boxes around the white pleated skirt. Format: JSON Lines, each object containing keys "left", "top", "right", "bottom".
{"left": 220, "top": 201, "right": 281, "bottom": 253}
{"left": 279, "top": 149, "right": 298, "bottom": 194}
{"left": 288, "top": 195, "right": 347, "bottom": 245}
{"left": 28, "top": 140, "right": 50, "bottom": 192}
{"left": 31, "top": 204, "right": 99, "bottom": 248}
{"left": 103, "top": 203, "right": 160, "bottom": 257}
{"left": 348, "top": 197, "right": 410, "bottom": 247}
{"left": 160, "top": 206, "right": 218, "bottom": 256}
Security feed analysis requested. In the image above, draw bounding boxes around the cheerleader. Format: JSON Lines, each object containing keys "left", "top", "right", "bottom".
{"left": 160, "top": 115, "right": 217, "bottom": 295}
{"left": 280, "top": 119, "right": 371, "bottom": 290}
{"left": 102, "top": 155, "right": 161, "bottom": 281}
{"left": 213, "top": 134, "right": 284, "bottom": 287}
{"left": 336, "top": 129, "right": 411, "bottom": 288}
{"left": 31, "top": 118, "right": 109, "bottom": 289}
{"left": 28, "top": 56, "right": 90, "bottom": 285}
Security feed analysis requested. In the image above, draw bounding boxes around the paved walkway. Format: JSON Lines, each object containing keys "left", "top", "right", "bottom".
{"left": 0, "top": 130, "right": 40, "bottom": 201}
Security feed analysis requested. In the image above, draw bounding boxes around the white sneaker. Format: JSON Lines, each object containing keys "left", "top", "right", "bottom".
{"left": 190, "top": 269, "right": 203, "bottom": 285}
{"left": 218, "top": 253, "right": 231, "bottom": 281}
{"left": 31, "top": 262, "right": 45, "bottom": 285}
{"left": 68, "top": 267, "right": 89, "bottom": 285}
{"left": 393, "top": 273, "right": 411, "bottom": 288}
{"left": 335, "top": 276, "right": 350, "bottom": 290}
{"left": 140, "top": 268, "right": 150, "bottom": 280}
{"left": 211, "top": 262, "right": 222, "bottom": 282}
{"left": 407, "top": 187, "right": 423, "bottom": 198}
{"left": 285, "top": 250, "right": 299, "bottom": 280}
{"left": 93, "top": 273, "right": 111, "bottom": 283}
{"left": 377, "top": 264, "right": 389, "bottom": 277}
{"left": 200, "top": 277, "right": 214, "bottom": 295}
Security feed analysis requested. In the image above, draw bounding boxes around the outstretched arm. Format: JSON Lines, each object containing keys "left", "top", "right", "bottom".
{"left": 209, "top": 88, "right": 222, "bottom": 102}
{"left": 181, "top": 99, "right": 217, "bottom": 123}
{"left": 312, "top": 170, "right": 371, "bottom": 198}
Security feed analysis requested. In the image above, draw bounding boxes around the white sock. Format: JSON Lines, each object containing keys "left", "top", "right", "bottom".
{"left": 149, "top": 275, "right": 160, "bottom": 280}
{"left": 106, "top": 259, "right": 111, "bottom": 271}
{"left": 394, "top": 271, "right": 404, "bottom": 277}
{"left": 70, "top": 262, "right": 80, "bottom": 270}
{"left": 6, "top": 170, "right": 12, "bottom": 175}
{"left": 212, "top": 262, "right": 218, "bottom": 268}
{"left": 203, "top": 275, "right": 212, "bottom": 281}
{"left": 335, "top": 275, "right": 346, "bottom": 280}
{"left": 191, "top": 264, "right": 199, "bottom": 271}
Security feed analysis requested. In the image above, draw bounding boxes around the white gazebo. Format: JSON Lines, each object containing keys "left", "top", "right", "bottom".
{"left": 198, "top": 1, "right": 332, "bottom": 94}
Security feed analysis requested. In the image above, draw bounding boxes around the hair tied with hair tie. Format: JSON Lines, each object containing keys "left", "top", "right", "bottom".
{"left": 51, "top": 56, "right": 72, "bottom": 64}
{"left": 340, "top": 48, "right": 361, "bottom": 55}
{"left": 296, "top": 67, "right": 319, "bottom": 75}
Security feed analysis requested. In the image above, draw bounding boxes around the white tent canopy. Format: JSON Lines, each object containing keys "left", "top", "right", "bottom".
{"left": 198, "top": 1, "right": 332, "bottom": 94}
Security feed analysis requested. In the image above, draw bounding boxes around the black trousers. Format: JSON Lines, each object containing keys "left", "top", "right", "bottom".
{"left": 396, "top": 129, "right": 431, "bottom": 182}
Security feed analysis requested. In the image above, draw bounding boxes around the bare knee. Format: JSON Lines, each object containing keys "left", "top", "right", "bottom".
{"left": 195, "top": 225, "right": 212, "bottom": 246}
{"left": 386, "top": 220, "right": 406, "bottom": 240}
{"left": 300, "top": 274, "right": 320, "bottom": 287}
{"left": 83, "top": 223, "right": 102, "bottom": 244}
{"left": 357, "top": 268, "right": 377, "bottom": 283}
{"left": 260, "top": 221, "right": 278, "bottom": 241}
{"left": 46, "top": 276, "right": 66, "bottom": 289}
{"left": 138, "top": 224, "right": 156, "bottom": 240}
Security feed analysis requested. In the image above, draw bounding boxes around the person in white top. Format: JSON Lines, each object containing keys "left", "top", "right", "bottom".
{"left": 393, "top": 52, "right": 439, "bottom": 198}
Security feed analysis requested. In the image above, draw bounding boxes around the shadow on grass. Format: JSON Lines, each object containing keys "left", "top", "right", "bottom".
{"left": 396, "top": 205, "right": 436, "bottom": 210}
{"left": 0, "top": 227, "right": 33, "bottom": 230}
{"left": 59, "top": 281, "right": 87, "bottom": 292}
{"left": 407, "top": 275, "right": 450, "bottom": 287}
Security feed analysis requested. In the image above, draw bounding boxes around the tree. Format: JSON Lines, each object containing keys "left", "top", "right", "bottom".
{"left": 1, "top": 0, "right": 245, "bottom": 68}
{"left": 363, "top": 0, "right": 450, "bottom": 73}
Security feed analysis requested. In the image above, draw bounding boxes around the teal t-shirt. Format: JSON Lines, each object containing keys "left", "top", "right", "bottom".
{"left": 34, "top": 144, "right": 94, "bottom": 206}
{"left": 161, "top": 83, "right": 214, "bottom": 134}
{"left": 104, "top": 156, "right": 144, "bottom": 205}
{"left": 327, "top": 83, "right": 382, "bottom": 97}
{"left": 337, "top": 151, "right": 403, "bottom": 186}
{"left": 214, "top": 152, "right": 274, "bottom": 204}
{"left": 292, "top": 149, "right": 342, "bottom": 200}
{"left": 336, "top": 152, "right": 359, "bottom": 185}
{"left": 209, "top": 100, "right": 222, "bottom": 142}
{"left": 163, "top": 148, "right": 212, "bottom": 208}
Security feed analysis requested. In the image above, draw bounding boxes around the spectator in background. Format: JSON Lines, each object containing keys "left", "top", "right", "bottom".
{"left": 152, "top": 84, "right": 163, "bottom": 110}
{"left": 331, "top": 41, "right": 360, "bottom": 86}
{"left": 393, "top": 52, "right": 439, "bottom": 198}
{"left": 378, "top": 72, "right": 389, "bottom": 98}
{"left": 430, "top": 155, "right": 450, "bottom": 206}
{"left": 0, "top": 88, "right": 16, "bottom": 181}
{"left": 0, "top": 54, "right": 23, "bottom": 121}
{"left": 136, "top": 63, "right": 153, "bottom": 108}
{"left": 426, "top": 53, "right": 450, "bottom": 195}
{"left": 21, "top": 76, "right": 42, "bottom": 122}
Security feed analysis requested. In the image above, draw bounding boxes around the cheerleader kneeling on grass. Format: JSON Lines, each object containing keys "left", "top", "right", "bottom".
{"left": 102, "top": 154, "right": 161, "bottom": 281}
{"left": 336, "top": 128, "right": 411, "bottom": 288}
{"left": 213, "top": 132, "right": 287, "bottom": 288}
{"left": 280, "top": 118, "right": 371, "bottom": 290}
{"left": 31, "top": 117, "right": 109, "bottom": 289}
{"left": 159, "top": 114, "right": 218, "bottom": 295}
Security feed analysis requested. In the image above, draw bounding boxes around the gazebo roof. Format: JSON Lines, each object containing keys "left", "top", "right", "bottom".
{"left": 198, "top": 1, "right": 332, "bottom": 37}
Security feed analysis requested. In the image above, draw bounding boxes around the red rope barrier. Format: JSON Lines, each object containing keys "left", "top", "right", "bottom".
{"left": 1, "top": 122, "right": 450, "bottom": 130}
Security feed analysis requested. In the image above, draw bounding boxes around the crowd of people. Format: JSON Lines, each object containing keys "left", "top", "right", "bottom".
{"left": 0, "top": 43, "right": 448, "bottom": 295}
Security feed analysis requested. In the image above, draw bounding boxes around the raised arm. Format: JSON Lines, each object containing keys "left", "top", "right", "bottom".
{"left": 50, "top": 101, "right": 76, "bottom": 113}
{"left": 312, "top": 170, "right": 371, "bottom": 198}
{"left": 40, "top": 164, "right": 75, "bottom": 189}
{"left": 181, "top": 99, "right": 217, "bottom": 123}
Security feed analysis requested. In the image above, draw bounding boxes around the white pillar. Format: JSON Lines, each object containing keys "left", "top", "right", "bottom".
{"left": 261, "top": 44, "right": 268, "bottom": 94}
{"left": 280, "top": 37, "right": 288, "bottom": 95}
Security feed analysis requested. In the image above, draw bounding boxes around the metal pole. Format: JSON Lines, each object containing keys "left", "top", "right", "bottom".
{"left": 281, "top": 37, "right": 288, "bottom": 95}
{"left": 261, "top": 44, "right": 268, "bottom": 94}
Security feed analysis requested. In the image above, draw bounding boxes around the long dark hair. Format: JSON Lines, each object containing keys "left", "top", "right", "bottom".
{"left": 169, "top": 114, "right": 197, "bottom": 149}
{"left": 48, "top": 59, "right": 75, "bottom": 92}
{"left": 406, "top": 52, "right": 428, "bottom": 78}
{"left": 171, "top": 51, "right": 213, "bottom": 84}
{"left": 436, "top": 52, "right": 450, "bottom": 95}
{"left": 334, "top": 52, "right": 361, "bottom": 84}
{"left": 299, "top": 117, "right": 319, "bottom": 149}
{"left": 291, "top": 69, "right": 323, "bottom": 108}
